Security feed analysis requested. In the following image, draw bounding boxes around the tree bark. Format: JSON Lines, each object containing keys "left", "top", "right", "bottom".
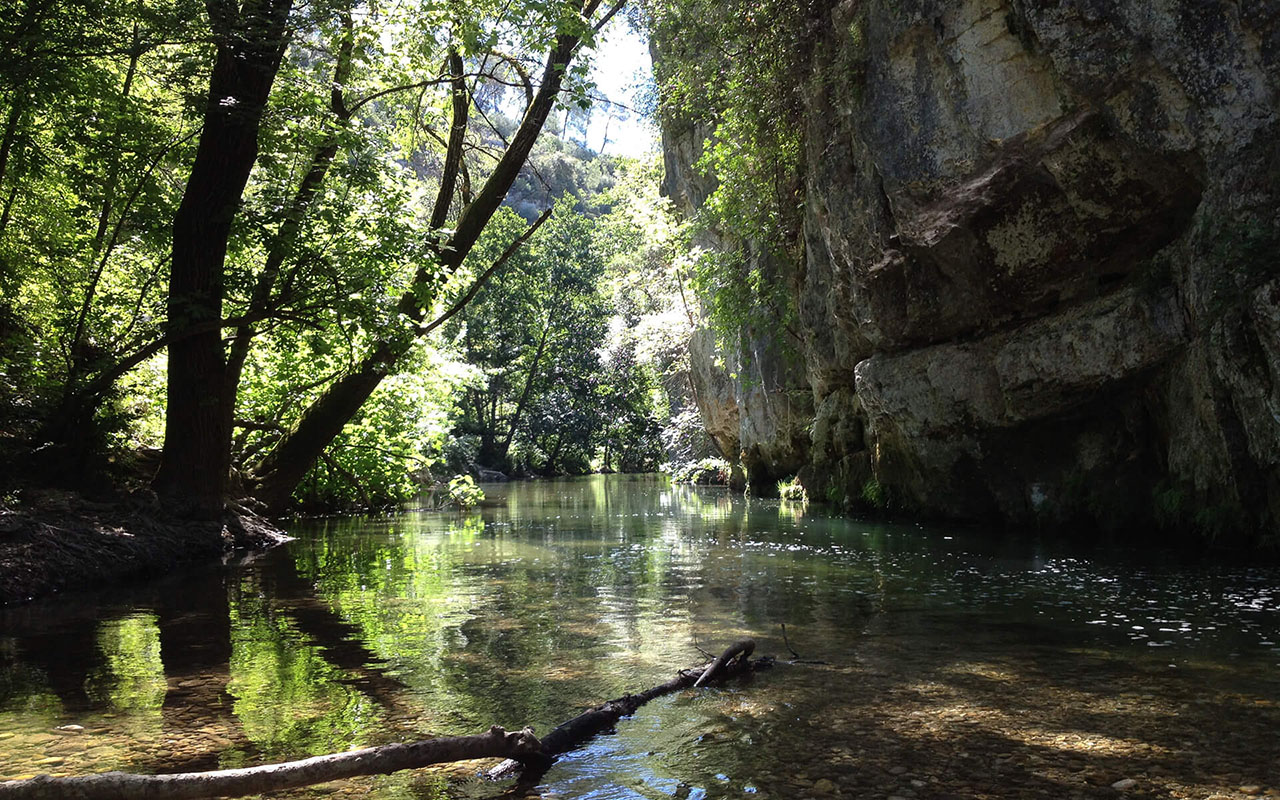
{"left": 0, "top": 726, "right": 542, "bottom": 800}
{"left": 152, "top": 0, "right": 294, "bottom": 519}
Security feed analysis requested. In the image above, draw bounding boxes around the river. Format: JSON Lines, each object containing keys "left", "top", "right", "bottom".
{"left": 2, "top": 476, "right": 1278, "bottom": 798}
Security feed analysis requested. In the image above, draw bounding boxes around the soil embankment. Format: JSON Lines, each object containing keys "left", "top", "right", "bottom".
{"left": 0, "top": 491, "right": 287, "bottom": 605}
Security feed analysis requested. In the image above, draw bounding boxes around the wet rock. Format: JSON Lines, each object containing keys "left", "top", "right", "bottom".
{"left": 660, "top": 0, "right": 1280, "bottom": 538}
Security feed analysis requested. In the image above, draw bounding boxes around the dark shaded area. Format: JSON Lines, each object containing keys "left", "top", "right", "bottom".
{"left": 0, "top": 490, "right": 287, "bottom": 606}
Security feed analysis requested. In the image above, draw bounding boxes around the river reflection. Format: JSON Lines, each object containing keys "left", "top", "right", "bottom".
{"left": 1, "top": 476, "right": 1278, "bottom": 799}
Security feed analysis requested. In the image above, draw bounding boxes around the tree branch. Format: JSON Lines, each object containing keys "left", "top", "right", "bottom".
{"left": 0, "top": 726, "right": 542, "bottom": 800}
{"left": 417, "top": 207, "right": 552, "bottom": 337}
{"left": 430, "top": 48, "right": 469, "bottom": 230}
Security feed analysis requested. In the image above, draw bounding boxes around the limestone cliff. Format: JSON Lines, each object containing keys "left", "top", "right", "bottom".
{"left": 661, "top": 0, "right": 1280, "bottom": 542}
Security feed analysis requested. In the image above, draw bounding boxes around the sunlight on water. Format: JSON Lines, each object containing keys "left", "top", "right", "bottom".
{"left": 1, "top": 475, "right": 1278, "bottom": 798}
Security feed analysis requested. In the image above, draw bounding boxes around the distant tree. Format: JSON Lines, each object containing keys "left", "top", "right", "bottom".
{"left": 448, "top": 198, "right": 610, "bottom": 473}
{"left": 245, "top": 0, "right": 629, "bottom": 511}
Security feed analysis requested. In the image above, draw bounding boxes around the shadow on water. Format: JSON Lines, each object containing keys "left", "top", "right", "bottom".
{"left": 0, "top": 475, "right": 1277, "bottom": 799}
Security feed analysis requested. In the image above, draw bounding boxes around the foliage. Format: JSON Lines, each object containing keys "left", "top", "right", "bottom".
{"left": 669, "top": 457, "right": 731, "bottom": 485}
{"left": 445, "top": 191, "right": 666, "bottom": 478}
{"left": 290, "top": 350, "right": 472, "bottom": 511}
{"left": 0, "top": 0, "right": 704, "bottom": 511}
{"left": 860, "top": 478, "right": 888, "bottom": 510}
{"left": 645, "top": 0, "right": 820, "bottom": 339}
{"left": 777, "top": 475, "right": 807, "bottom": 503}
{"left": 444, "top": 474, "right": 485, "bottom": 508}
{"left": 594, "top": 156, "right": 705, "bottom": 467}
{"left": 0, "top": 0, "right": 633, "bottom": 506}
{"left": 0, "top": 0, "right": 202, "bottom": 460}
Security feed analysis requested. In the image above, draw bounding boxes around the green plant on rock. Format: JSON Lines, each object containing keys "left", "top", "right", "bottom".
{"left": 777, "top": 475, "right": 807, "bottom": 503}
{"left": 860, "top": 478, "right": 888, "bottom": 510}
{"left": 668, "top": 457, "right": 731, "bottom": 485}
{"left": 648, "top": 0, "right": 820, "bottom": 344}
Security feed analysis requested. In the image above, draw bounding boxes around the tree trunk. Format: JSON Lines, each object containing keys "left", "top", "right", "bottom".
{"left": 249, "top": 340, "right": 405, "bottom": 511}
{"left": 152, "top": 0, "right": 294, "bottom": 519}
{"left": 249, "top": 35, "right": 575, "bottom": 509}
{"left": 499, "top": 307, "right": 555, "bottom": 462}
{"left": 0, "top": 98, "right": 23, "bottom": 202}
{"left": 248, "top": 200, "right": 552, "bottom": 509}
{"left": 222, "top": 7, "right": 354, "bottom": 445}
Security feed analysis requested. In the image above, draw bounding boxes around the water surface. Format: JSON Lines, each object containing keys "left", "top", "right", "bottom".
{"left": 2, "top": 476, "right": 1278, "bottom": 798}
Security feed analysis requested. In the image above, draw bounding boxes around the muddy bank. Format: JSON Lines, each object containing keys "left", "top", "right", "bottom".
{"left": 0, "top": 490, "right": 288, "bottom": 605}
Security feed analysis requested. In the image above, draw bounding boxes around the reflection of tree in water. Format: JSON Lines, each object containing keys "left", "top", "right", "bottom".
{"left": 85, "top": 613, "right": 167, "bottom": 712}
{"left": 9, "top": 613, "right": 105, "bottom": 713}
{"left": 224, "top": 569, "right": 393, "bottom": 761}
{"left": 276, "top": 478, "right": 891, "bottom": 749}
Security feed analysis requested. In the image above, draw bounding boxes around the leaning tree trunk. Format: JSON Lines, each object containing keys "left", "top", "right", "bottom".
{"left": 250, "top": 340, "right": 404, "bottom": 511}
{"left": 151, "top": 0, "right": 293, "bottom": 519}
{"left": 248, "top": 4, "right": 599, "bottom": 513}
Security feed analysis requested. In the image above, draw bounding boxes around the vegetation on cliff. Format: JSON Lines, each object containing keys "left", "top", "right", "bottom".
{"left": 645, "top": 0, "right": 1280, "bottom": 548}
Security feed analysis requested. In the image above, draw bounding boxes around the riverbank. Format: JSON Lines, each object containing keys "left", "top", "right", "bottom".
{"left": 0, "top": 489, "right": 289, "bottom": 605}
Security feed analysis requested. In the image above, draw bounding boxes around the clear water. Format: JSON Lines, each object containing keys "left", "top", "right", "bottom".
{"left": 2, "top": 475, "right": 1278, "bottom": 798}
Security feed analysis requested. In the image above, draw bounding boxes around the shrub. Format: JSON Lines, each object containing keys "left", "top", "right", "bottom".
{"left": 777, "top": 475, "right": 807, "bottom": 503}
{"left": 445, "top": 475, "right": 484, "bottom": 509}
{"left": 668, "top": 457, "right": 732, "bottom": 485}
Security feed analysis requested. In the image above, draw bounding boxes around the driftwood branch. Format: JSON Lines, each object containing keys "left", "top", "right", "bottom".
{"left": 487, "top": 638, "right": 766, "bottom": 782}
{"left": 0, "top": 639, "right": 767, "bottom": 800}
{"left": 694, "top": 638, "right": 755, "bottom": 687}
{"left": 0, "top": 726, "right": 542, "bottom": 800}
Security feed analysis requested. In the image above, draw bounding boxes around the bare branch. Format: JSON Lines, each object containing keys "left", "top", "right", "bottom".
{"left": 418, "top": 207, "right": 553, "bottom": 337}
{"left": 430, "top": 48, "right": 469, "bottom": 230}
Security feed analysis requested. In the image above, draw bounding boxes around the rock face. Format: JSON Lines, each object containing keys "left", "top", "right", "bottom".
{"left": 661, "top": 0, "right": 1280, "bottom": 540}
{"left": 659, "top": 100, "right": 813, "bottom": 490}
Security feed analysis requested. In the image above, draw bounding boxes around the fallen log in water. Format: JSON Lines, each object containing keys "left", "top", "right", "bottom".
{"left": 487, "top": 638, "right": 764, "bottom": 781}
{"left": 0, "top": 639, "right": 767, "bottom": 800}
{"left": 0, "top": 727, "right": 543, "bottom": 800}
